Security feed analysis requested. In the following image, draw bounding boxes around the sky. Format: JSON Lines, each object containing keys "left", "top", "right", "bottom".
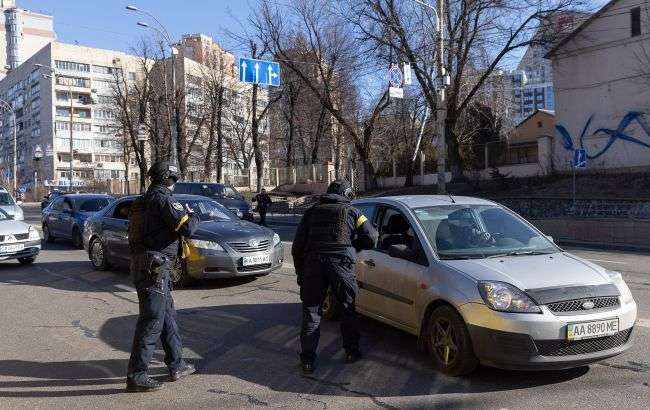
{"left": 19, "top": 0, "right": 255, "bottom": 54}
{"left": 19, "top": 0, "right": 611, "bottom": 67}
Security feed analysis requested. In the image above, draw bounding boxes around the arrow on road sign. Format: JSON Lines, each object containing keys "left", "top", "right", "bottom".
{"left": 239, "top": 57, "right": 281, "bottom": 87}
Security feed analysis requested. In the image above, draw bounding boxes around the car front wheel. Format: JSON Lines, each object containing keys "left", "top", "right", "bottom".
{"left": 426, "top": 305, "right": 478, "bottom": 376}
{"left": 18, "top": 257, "right": 36, "bottom": 265}
{"left": 90, "top": 238, "right": 110, "bottom": 271}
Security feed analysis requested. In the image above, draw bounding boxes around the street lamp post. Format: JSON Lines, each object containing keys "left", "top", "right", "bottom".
{"left": 127, "top": 5, "right": 178, "bottom": 167}
{"left": 0, "top": 98, "right": 17, "bottom": 194}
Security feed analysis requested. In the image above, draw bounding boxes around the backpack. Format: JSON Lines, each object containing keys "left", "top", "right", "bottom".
{"left": 128, "top": 195, "right": 147, "bottom": 254}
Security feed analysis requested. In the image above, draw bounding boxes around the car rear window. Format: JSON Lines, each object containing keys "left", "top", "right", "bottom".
{"left": 78, "top": 198, "right": 112, "bottom": 212}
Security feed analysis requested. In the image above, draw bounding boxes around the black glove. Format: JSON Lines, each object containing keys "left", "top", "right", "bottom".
{"left": 296, "top": 274, "right": 303, "bottom": 287}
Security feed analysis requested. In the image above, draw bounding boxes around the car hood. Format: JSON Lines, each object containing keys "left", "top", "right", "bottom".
{"left": 193, "top": 220, "right": 272, "bottom": 242}
{"left": 441, "top": 252, "right": 611, "bottom": 291}
{"left": 0, "top": 219, "right": 29, "bottom": 235}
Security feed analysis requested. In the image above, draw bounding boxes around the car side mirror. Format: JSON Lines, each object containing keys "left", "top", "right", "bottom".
{"left": 388, "top": 244, "right": 418, "bottom": 262}
{"left": 16, "top": 200, "right": 23, "bottom": 205}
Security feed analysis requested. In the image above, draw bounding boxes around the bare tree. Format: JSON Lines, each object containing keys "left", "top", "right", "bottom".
{"left": 354, "top": 0, "right": 588, "bottom": 180}
{"left": 255, "top": 0, "right": 392, "bottom": 190}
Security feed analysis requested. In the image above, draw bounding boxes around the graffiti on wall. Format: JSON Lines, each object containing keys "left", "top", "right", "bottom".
{"left": 555, "top": 112, "right": 650, "bottom": 159}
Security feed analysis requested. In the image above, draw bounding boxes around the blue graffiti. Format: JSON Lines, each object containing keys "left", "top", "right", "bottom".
{"left": 555, "top": 112, "right": 650, "bottom": 159}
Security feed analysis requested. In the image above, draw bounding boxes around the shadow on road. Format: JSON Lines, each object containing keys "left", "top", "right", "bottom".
{"left": 0, "top": 359, "right": 168, "bottom": 397}
{"left": 92, "top": 303, "right": 588, "bottom": 398}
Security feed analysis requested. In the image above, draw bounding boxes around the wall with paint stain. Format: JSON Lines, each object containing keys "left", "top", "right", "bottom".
{"left": 549, "top": 0, "right": 650, "bottom": 172}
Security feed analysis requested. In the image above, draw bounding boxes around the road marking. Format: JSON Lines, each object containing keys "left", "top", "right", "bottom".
{"left": 114, "top": 284, "right": 136, "bottom": 293}
{"left": 637, "top": 318, "right": 650, "bottom": 328}
{"left": 587, "top": 259, "right": 628, "bottom": 265}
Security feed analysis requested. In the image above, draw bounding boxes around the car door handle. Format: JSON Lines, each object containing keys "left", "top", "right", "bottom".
{"left": 364, "top": 259, "right": 375, "bottom": 267}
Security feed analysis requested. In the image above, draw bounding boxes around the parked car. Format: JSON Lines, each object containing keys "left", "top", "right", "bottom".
{"left": 0, "top": 187, "right": 24, "bottom": 221}
{"left": 41, "top": 190, "right": 63, "bottom": 210}
{"left": 42, "top": 194, "right": 114, "bottom": 248}
{"left": 83, "top": 194, "right": 283, "bottom": 286}
{"left": 322, "top": 195, "right": 637, "bottom": 376}
{"left": 0, "top": 208, "right": 41, "bottom": 264}
{"left": 173, "top": 182, "right": 254, "bottom": 221}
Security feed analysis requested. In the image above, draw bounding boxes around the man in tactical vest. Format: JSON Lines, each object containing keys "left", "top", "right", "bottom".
{"left": 292, "top": 180, "right": 378, "bottom": 374}
{"left": 126, "top": 161, "right": 200, "bottom": 392}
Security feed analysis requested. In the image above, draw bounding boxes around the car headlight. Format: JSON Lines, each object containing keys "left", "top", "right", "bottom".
{"left": 607, "top": 270, "right": 634, "bottom": 304}
{"left": 273, "top": 233, "right": 281, "bottom": 247}
{"left": 478, "top": 281, "right": 541, "bottom": 313}
{"left": 187, "top": 239, "right": 224, "bottom": 251}
{"left": 28, "top": 225, "right": 40, "bottom": 240}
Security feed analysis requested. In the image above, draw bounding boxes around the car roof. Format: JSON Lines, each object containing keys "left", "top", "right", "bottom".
{"left": 115, "top": 194, "right": 212, "bottom": 201}
{"left": 61, "top": 193, "right": 114, "bottom": 200}
{"left": 176, "top": 182, "right": 225, "bottom": 186}
{"left": 353, "top": 195, "right": 497, "bottom": 209}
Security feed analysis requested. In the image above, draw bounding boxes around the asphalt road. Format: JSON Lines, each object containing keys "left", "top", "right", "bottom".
{"left": 0, "top": 205, "right": 648, "bottom": 409}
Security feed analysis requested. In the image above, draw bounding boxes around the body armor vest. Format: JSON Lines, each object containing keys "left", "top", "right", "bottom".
{"left": 306, "top": 203, "right": 353, "bottom": 251}
{"left": 128, "top": 195, "right": 147, "bottom": 254}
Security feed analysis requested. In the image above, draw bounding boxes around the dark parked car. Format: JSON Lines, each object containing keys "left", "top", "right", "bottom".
{"left": 82, "top": 194, "right": 283, "bottom": 286}
{"left": 41, "top": 190, "right": 63, "bottom": 210}
{"left": 42, "top": 194, "right": 114, "bottom": 248}
{"left": 173, "top": 182, "right": 254, "bottom": 221}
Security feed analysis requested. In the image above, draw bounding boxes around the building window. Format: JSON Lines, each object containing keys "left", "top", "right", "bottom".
{"left": 128, "top": 72, "right": 136, "bottom": 80}
{"left": 55, "top": 60, "right": 90, "bottom": 72}
{"left": 94, "top": 109, "right": 116, "bottom": 119}
{"left": 56, "top": 76, "right": 90, "bottom": 88}
{"left": 632, "top": 7, "right": 641, "bottom": 37}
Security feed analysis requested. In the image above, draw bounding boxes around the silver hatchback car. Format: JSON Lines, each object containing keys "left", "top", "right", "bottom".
{"left": 340, "top": 196, "right": 636, "bottom": 375}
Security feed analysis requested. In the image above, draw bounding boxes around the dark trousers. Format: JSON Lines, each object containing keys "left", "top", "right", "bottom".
{"left": 300, "top": 255, "right": 360, "bottom": 362}
{"left": 258, "top": 208, "right": 267, "bottom": 226}
{"left": 127, "top": 279, "right": 184, "bottom": 383}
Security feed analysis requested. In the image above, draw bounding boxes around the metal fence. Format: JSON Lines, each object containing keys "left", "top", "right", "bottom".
{"left": 494, "top": 197, "right": 650, "bottom": 220}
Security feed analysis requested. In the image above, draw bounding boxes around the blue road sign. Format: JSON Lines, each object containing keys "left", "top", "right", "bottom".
{"left": 239, "top": 58, "right": 281, "bottom": 86}
{"left": 18, "top": 184, "right": 28, "bottom": 193}
{"left": 574, "top": 148, "right": 587, "bottom": 168}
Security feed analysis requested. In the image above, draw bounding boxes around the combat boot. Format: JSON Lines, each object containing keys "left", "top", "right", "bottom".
{"left": 170, "top": 363, "right": 196, "bottom": 381}
{"left": 126, "top": 377, "right": 164, "bottom": 393}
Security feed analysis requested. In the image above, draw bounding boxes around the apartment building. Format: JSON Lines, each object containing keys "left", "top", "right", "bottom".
{"left": 0, "top": 42, "right": 141, "bottom": 188}
{"left": 0, "top": 0, "right": 55, "bottom": 79}
{"left": 153, "top": 34, "right": 270, "bottom": 183}
{"left": 509, "top": 13, "right": 586, "bottom": 123}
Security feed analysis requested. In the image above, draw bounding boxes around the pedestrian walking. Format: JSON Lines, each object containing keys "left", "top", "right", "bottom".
{"left": 125, "top": 161, "right": 200, "bottom": 392}
{"left": 253, "top": 188, "right": 272, "bottom": 226}
{"left": 292, "top": 180, "right": 378, "bottom": 374}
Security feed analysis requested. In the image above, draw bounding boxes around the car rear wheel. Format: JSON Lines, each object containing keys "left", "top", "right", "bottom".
{"left": 172, "top": 259, "right": 196, "bottom": 288}
{"left": 426, "top": 306, "right": 478, "bottom": 376}
{"left": 43, "top": 224, "right": 55, "bottom": 243}
{"left": 72, "top": 227, "right": 83, "bottom": 249}
{"left": 90, "top": 238, "right": 110, "bottom": 271}
{"left": 18, "top": 257, "right": 36, "bottom": 265}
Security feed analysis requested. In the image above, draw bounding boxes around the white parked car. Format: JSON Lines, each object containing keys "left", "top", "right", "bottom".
{"left": 0, "top": 187, "right": 24, "bottom": 221}
{"left": 323, "top": 196, "right": 637, "bottom": 376}
{"left": 0, "top": 208, "right": 40, "bottom": 264}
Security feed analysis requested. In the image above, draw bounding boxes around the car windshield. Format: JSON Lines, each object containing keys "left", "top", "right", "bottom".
{"left": 78, "top": 197, "right": 112, "bottom": 212}
{"left": 178, "top": 198, "right": 234, "bottom": 222}
{"left": 0, "top": 192, "right": 15, "bottom": 206}
{"left": 414, "top": 205, "right": 558, "bottom": 259}
{"left": 0, "top": 208, "right": 11, "bottom": 220}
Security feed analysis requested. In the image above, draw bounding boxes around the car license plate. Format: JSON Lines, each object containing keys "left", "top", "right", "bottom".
{"left": 0, "top": 243, "right": 24, "bottom": 253}
{"left": 567, "top": 318, "right": 619, "bottom": 341}
{"left": 242, "top": 254, "right": 270, "bottom": 266}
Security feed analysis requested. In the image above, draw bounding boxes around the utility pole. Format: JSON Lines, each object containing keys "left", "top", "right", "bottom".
{"left": 436, "top": 0, "right": 447, "bottom": 194}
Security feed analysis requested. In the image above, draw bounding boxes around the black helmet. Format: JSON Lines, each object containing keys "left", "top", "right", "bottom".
{"left": 147, "top": 160, "right": 180, "bottom": 184}
{"left": 327, "top": 180, "right": 354, "bottom": 200}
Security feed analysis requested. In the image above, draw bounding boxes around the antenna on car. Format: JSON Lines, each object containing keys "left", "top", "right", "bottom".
{"left": 448, "top": 194, "right": 456, "bottom": 204}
